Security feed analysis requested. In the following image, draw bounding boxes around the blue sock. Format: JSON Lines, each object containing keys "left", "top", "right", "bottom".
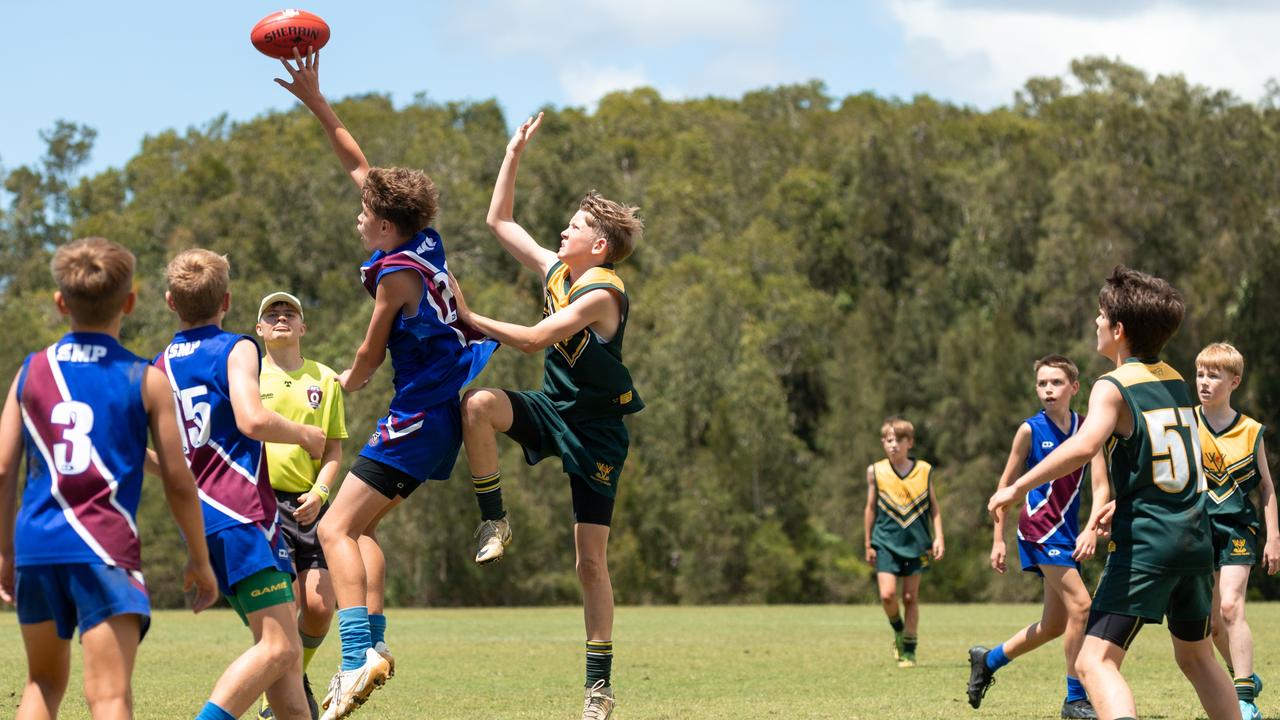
{"left": 195, "top": 701, "right": 236, "bottom": 720}
{"left": 337, "top": 606, "right": 372, "bottom": 671}
{"left": 985, "top": 644, "right": 1012, "bottom": 672}
{"left": 1066, "top": 676, "right": 1087, "bottom": 702}
{"left": 369, "top": 613, "right": 387, "bottom": 646}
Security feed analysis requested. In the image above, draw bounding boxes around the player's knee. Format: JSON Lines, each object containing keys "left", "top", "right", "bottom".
{"left": 901, "top": 590, "right": 918, "bottom": 607}
{"left": 304, "top": 595, "right": 334, "bottom": 625}
{"left": 879, "top": 589, "right": 896, "bottom": 605}
{"left": 1042, "top": 616, "right": 1068, "bottom": 637}
{"left": 576, "top": 554, "right": 609, "bottom": 585}
{"left": 84, "top": 686, "right": 131, "bottom": 715}
{"left": 1219, "top": 595, "right": 1244, "bottom": 623}
{"left": 261, "top": 634, "right": 302, "bottom": 675}
{"left": 460, "top": 388, "right": 497, "bottom": 426}
{"left": 25, "top": 670, "right": 69, "bottom": 698}
{"left": 317, "top": 514, "right": 347, "bottom": 548}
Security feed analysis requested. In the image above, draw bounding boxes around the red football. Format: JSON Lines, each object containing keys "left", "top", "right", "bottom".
{"left": 250, "top": 9, "right": 330, "bottom": 59}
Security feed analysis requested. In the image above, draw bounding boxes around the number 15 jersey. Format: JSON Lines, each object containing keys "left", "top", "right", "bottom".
{"left": 1100, "top": 359, "right": 1212, "bottom": 575}
{"left": 15, "top": 333, "right": 150, "bottom": 571}
{"left": 155, "top": 325, "right": 276, "bottom": 538}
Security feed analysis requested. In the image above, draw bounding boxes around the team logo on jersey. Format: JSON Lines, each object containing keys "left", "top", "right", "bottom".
{"left": 593, "top": 462, "right": 614, "bottom": 486}
{"left": 1204, "top": 451, "right": 1227, "bottom": 475}
{"left": 1232, "top": 538, "right": 1250, "bottom": 556}
{"left": 1047, "top": 548, "right": 1061, "bottom": 557}
{"left": 1041, "top": 441, "right": 1055, "bottom": 449}
{"left": 368, "top": 431, "right": 380, "bottom": 447}
{"left": 307, "top": 384, "right": 322, "bottom": 410}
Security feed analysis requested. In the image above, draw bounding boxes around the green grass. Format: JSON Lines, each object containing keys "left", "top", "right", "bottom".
{"left": 3, "top": 603, "right": 1278, "bottom": 718}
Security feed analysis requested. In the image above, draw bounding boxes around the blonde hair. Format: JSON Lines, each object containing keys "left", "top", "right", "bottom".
{"left": 1034, "top": 354, "right": 1079, "bottom": 384}
{"left": 1196, "top": 342, "right": 1245, "bottom": 378}
{"left": 51, "top": 237, "right": 135, "bottom": 326}
{"left": 880, "top": 416, "right": 915, "bottom": 442}
{"left": 580, "top": 190, "right": 643, "bottom": 263}
{"left": 165, "top": 249, "right": 230, "bottom": 323}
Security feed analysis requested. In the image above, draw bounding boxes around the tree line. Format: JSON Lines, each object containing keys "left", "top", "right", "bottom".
{"left": 3, "top": 57, "right": 1279, "bottom": 607}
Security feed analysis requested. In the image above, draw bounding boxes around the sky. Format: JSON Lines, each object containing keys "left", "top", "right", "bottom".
{"left": 3, "top": 0, "right": 1280, "bottom": 177}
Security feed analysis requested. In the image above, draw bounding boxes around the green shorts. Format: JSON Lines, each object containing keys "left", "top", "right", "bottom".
{"left": 874, "top": 548, "right": 930, "bottom": 577}
{"left": 504, "top": 390, "right": 630, "bottom": 499}
{"left": 1211, "top": 517, "right": 1258, "bottom": 569}
{"left": 1091, "top": 563, "right": 1212, "bottom": 625}
{"left": 225, "top": 568, "right": 295, "bottom": 625}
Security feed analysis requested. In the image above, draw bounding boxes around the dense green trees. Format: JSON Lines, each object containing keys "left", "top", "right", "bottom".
{"left": 3, "top": 58, "right": 1277, "bottom": 607}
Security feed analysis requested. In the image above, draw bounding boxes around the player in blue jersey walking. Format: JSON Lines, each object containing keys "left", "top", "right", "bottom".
{"left": 968, "top": 355, "right": 1110, "bottom": 718}
{"left": 0, "top": 237, "right": 218, "bottom": 720}
{"left": 274, "top": 48, "right": 496, "bottom": 720}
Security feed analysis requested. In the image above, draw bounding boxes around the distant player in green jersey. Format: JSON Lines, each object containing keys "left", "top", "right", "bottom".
{"left": 255, "top": 291, "right": 349, "bottom": 719}
{"left": 864, "top": 416, "right": 944, "bottom": 669}
{"left": 988, "top": 266, "right": 1237, "bottom": 720}
{"left": 1194, "top": 342, "right": 1279, "bottom": 720}
{"left": 451, "top": 111, "right": 644, "bottom": 720}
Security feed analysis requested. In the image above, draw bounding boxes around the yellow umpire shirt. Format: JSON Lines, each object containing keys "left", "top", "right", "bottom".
{"left": 260, "top": 358, "right": 348, "bottom": 494}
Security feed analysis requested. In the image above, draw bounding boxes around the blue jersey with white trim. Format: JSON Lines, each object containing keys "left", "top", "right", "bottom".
{"left": 359, "top": 229, "right": 497, "bottom": 421}
{"left": 15, "top": 333, "right": 149, "bottom": 570}
{"left": 155, "top": 325, "right": 277, "bottom": 538}
{"left": 1017, "top": 410, "right": 1085, "bottom": 545}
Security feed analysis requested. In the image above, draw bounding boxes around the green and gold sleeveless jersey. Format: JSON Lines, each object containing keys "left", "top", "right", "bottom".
{"left": 1197, "top": 406, "right": 1265, "bottom": 530}
{"left": 1100, "top": 359, "right": 1212, "bottom": 575}
{"left": 541, "top": 261, "right": 644, "bottom": 420}
{"left": 871, "top": 458, "right": 934, "bottom": 557}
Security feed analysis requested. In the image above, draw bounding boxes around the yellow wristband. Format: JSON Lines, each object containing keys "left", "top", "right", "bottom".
{"left": 312, "top": 483, "right": 330, "bottom": 503}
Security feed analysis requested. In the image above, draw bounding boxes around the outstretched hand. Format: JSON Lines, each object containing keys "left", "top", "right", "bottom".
{"left": 275, "top": 46, "right": 322, "bottom": 103}
{"left": 506, "top": 112, "right": 544, "bottom": 156}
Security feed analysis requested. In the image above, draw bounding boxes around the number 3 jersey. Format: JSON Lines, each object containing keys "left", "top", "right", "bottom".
{"left": 1099, "top": 359, "right": 1212, "bottom": 575}
{"left": 15, "top": 333, "right": 150, "bottom": 570}
{"left": 155, "top": 325, "right": 277, "bottom": 538}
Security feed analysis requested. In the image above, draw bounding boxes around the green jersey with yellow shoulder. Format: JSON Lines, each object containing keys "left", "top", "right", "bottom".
{"left": 871, "top": 458, "right": 934, "bottom": 558}
{"left": 1197, "top": 406, "right": 1265, "bottom": 531}
{"left": 541, "top": 261, "right": 643, "bottom": 420}
{"left": 259, "top": 358, "right": 348, "bottom": 495}
{"left": 1100, "top": 359, "right": 1212, "bottom": 575}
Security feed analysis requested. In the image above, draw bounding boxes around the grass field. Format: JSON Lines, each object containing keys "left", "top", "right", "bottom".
{"left": 3, "top": 603, "right": 1278, "bottom": 719}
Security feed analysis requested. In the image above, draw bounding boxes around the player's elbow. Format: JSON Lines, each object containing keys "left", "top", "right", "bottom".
{"left": 235, "top": 412, "right": 269, "bottom": 440}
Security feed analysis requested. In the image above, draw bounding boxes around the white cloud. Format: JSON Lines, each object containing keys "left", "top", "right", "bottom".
{"left": 888, "top": 0, "right": 1280, "bottom": 106}
{"left": 559, "top": 63, "right": 654, "bottom": 107}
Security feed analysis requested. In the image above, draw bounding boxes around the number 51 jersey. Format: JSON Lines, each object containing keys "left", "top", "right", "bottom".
{"left": 155, "top": 325, "right": 277, "bottom": 538}
{"left": 15, "top": 333, "right": 150, "bottom": 571}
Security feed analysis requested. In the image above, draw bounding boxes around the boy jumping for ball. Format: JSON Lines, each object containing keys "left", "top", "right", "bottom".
{"left": 158, "top": 249, "right": 327, "bottom": 720}
{"left": 967, "top": 355, "right": 1109, "bottom": 719}
{"left": 989, "top": 266, "right": 1237, "bottom": 720}
{"left": 1194, "top": 342, "right": 1279, "bottom": 720}
{"left": 0, "top": 238, "right": 218, "bottom": 720}
{"left": 451, "top": 111, "right": 644, "bottom": 720}
{"left": 864, "top": 416, "right": 944, "bottom": 669}
{"left": 274, "top": 49, "right": 496, "bottom": 720}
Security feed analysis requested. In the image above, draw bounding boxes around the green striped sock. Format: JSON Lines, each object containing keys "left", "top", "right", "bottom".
{"left": 472, "top": 472, "right": 506, "bottom": 521}
{"left": 586, "top": 640, "right": 613, "bottom": 687}
{"left": 1236, "top": 676, "right": 1257, "bottom": 703}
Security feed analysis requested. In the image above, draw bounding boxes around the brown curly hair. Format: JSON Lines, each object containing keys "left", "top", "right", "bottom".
{"left": 580, "top": 190, "right": 642, "bottom": 263}
{"left": 362, "top": 167, "right": 439, "bottom": 238}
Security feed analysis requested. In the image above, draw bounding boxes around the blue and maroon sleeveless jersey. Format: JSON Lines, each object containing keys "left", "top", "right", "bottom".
{"left": 359, "top": 229, "right": 497, "bottom": 415}
{"left": 154, "top": 325, "right": 276, "bottom": 538}
{"left": 15, "top": 333, "right": 149, "bottom": 571}
{"left": 1017, "top": 410, "right": 1085, "bottom": 545}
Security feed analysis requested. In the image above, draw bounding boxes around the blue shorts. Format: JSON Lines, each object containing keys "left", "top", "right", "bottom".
{"left": 1019, "top": 539, "right": 1078, "bottom": 576}
{"left": 207, "top": 523, "right": 295, "bottom": 597}
{"left": 359, "top": 399, "right": 461, "bottom": 488}
{"left": 16, "top": 563, "right": 151, "bottom": 641}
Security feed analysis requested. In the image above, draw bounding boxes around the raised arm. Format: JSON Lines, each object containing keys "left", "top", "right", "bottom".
{"left": 275, "top": 47, "right": 370, "bottom": 189}
{"left": 227, "top": 340, "right": 325, "bottom": 458}
{"left": 486, "top": 112, "right": 558, "bottom": 276}
{"left": 990, "top": 423, "right": 1032, "bottom": 573}
{"left": 0, "top": 374, "right": 23, "bottom": 603}
{"left": 142, "top": 366, "right": 218, "bottom": 612}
